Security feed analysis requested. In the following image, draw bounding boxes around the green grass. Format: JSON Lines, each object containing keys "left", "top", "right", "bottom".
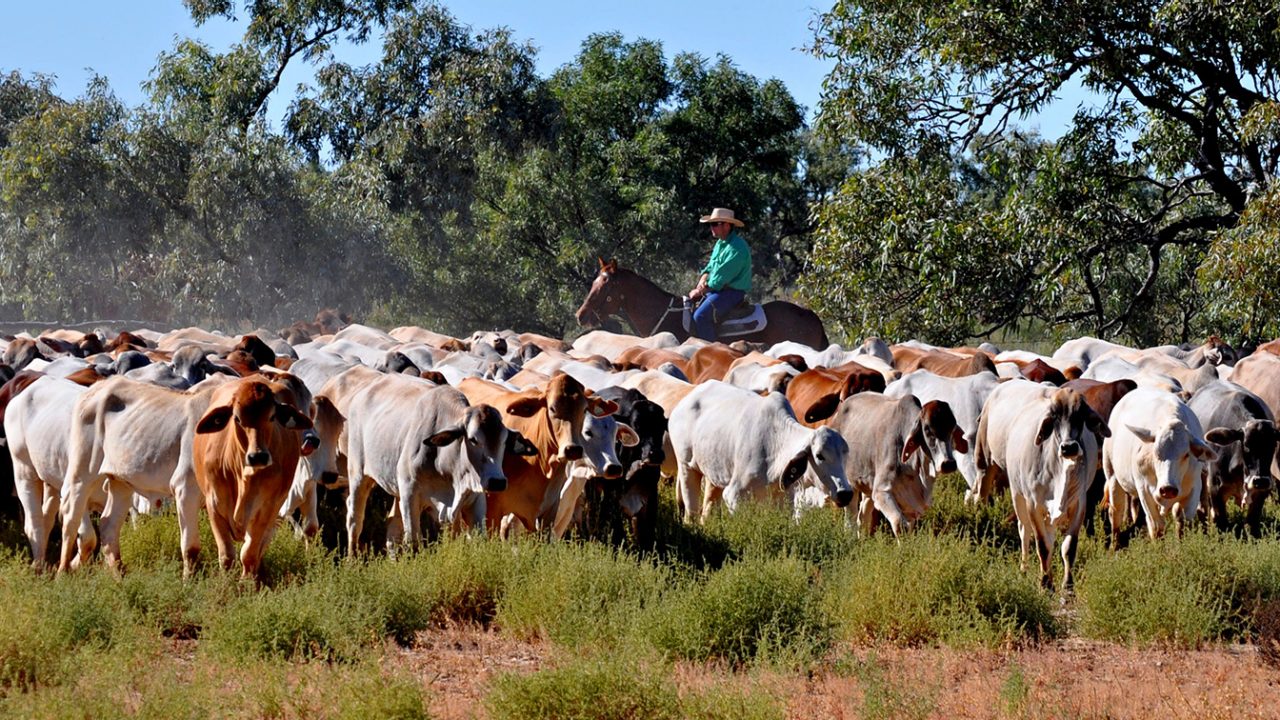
{"left": 485, "top": 653, "right": 783, "bottom": 720}
{"left": 1, "top": 472, "right": 1279, "bottom": 715}
{"left": 1076, "top": 530, "right": 1280, "bottom": 647}
{"left": 823, "top": 533, "right": 1058, "bottom": 647}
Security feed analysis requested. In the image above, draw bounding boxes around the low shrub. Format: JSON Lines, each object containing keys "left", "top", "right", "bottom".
{"left": 1077, "top": 532, "right": 1280, "bottom": 647}
{"left": 1, "top": 643, "right": 430, "bottom": 719}
{"left": 824, "top": 534, "right": 1057, "bottom": 647}
{"left": 200, "top": 578, "right": 382, "bottom": 662}
{"left": 705, "top": 501, "right": 858, "bottom": 568}
{"left": 417, "top": 535, "right": 534, "bottom": 627}
{"left": 497, "top": 541, "right": 672, "bottom": 646}
{"left": 641, "top": 555, "right": 831, "bottom": 667}
{"left": 485, "top": 654, "right": 782, "bottom": 720}
{"left": 917, "top": 475, "right": 1021, "bottom": 552}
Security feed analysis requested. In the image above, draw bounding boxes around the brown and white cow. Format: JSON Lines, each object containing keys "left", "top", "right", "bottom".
{"left": 193, "top": 378, "right": 312, "bottom": 579}
{"left": 458, "top": 373, "right": 617, "bottom": 536}
{"left": 785, "top": 361, "right": 888, "bottom": 427}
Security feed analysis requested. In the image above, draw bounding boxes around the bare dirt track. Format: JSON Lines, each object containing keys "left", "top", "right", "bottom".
{"left": 393, "top": 628, "right": 1280, "bottom": 720}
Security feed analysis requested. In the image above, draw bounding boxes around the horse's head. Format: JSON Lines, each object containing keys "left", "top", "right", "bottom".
{"left": 575, "top": 257, "right": 623, "bottom": 328}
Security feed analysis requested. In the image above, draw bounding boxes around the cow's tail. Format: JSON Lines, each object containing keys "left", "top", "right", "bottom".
{"left": 973, "top": 408, "right": 991, "bottom": 472}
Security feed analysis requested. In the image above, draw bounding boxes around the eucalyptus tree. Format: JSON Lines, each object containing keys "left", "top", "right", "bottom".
{"left": 803, "top": 0, "right": 1280, "bottom": 344}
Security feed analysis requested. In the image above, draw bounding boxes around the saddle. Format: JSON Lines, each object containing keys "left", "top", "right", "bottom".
{"left": 681, "top": 296, "right": 768, "bottom": 338}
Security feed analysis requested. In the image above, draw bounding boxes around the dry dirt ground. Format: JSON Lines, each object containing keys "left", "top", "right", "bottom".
{"left": 393, "top": 628, "right": 1280, "bottom": 720}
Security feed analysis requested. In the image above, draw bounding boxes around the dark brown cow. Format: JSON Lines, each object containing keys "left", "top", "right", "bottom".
{"left": 1009, "top": 358, "right": 1068, "bottom": 385}
{"left": 234, "top": 335, "right": 278, "bottom": 368}
{"left": 194, "top": 377, "right": 313, "bottom": 579}
{"left": 105, "top": 331, "right": 153, "bottom": 353}
{"left": 891, "top": 345, "right": 998, "bottom": 377}
{"left": 786, "top": 361, "right": 888, "bottom": 427}
{"left": 1062, "top": 377, "right": 1139, "bottom": 535}
{"left": 63, "top": 366, "right": 110, "bottom": 387}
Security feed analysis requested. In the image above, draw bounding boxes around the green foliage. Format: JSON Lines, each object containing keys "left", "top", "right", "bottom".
{"left": 703, "top": 500, "right": 858, "bottom": 568}
{"left": 640, "top": 556, "right": 831, "bottom": 667}
{"left": 806, "top": 0, "right": 1280, "bottom": 344}
{"left": 485, "top": 654, "right": 783, "bottom": 720}
{"left": 496, "top": 541, "right": 672, "bottom": 646}
{"left": 1077, "top": 532, "right": 1280, "bottom": 647}
{"left": 823, "top": 534, "right": 1058, "bottom": 647}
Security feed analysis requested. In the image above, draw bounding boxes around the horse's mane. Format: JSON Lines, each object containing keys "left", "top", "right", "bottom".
{"left": 612, "top": 265, "right": 676, "bottom": 298}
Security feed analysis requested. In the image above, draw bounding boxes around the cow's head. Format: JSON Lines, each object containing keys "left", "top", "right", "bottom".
{"left": 197, "top": 379, "right": 313, "bottom": 469}
{"left": 903, "top": 400, "right": 966, "bottom": 480}
{"left": 783, "top": 426, "right": 853, "bottom": 508}
{"left": 1206, "top": 418, "right": 1276, "bottom": 495}
{"left": 306, "top": 395, "right": 347, "bottom": 487}
{"left": 547, "top": 374, "right": 617, "bottom": 462}
{"left": 1124, "top": 419, "right": 1216, "bottom": 502}
{"left": 575, "top": 257, "right": 622, "bottom": 328}
{"left": 428, "top": 402, "right": 533, "bottom": 494}
{"left": 887, "top": 462, "right": 930, "bottom": 534}
{"left": 1203, "top": 335, "right": 1237, "bottom": 367}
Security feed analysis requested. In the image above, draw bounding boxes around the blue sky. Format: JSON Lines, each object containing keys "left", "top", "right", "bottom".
{"left": 0, "top": 1, "right": 1087, "bottom": 136}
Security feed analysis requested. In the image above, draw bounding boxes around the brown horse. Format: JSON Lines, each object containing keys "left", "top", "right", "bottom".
{"left": 574, "top": 258, "right": 828, "bottom": 348}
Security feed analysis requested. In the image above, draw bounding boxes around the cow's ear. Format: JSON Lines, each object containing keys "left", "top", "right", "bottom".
{"left": 277, "top": 403, "right": 313, "bottom": 430}
{"left": 588, "top": 397, "right": 619, "bottom": 418}
{"left": 951, "top": 427, "right": 969, "bottom": 454}
{"left": 1204, "top": 427, "right": 1242, "bottom": 446}
{"left": 1085, "top": 410, "right": 1111, "bottom": 439}
{"left": 1034, "top": 415, "right": 1056, "bottom": 446}
{"left": 1190, "top": 438, "right": 1218, "bottom": 462}
{"left": 425, "top": 427, "right": 465, "bottom": 447}
{"left": 902, "top": 420, "right": 924, "bottom": 460}
{"left": 781, "top": 450, "right": 808, "bottom": 488}
{"left": 315, "top": 395, "right": 346, "bottom": 425}
{"left": 506, "top": 395, "right": 546, "bottom": 417}
{"left": 803, "top": 393, "right": 841, "bottom": 425}
{"left": 1125, "top": 424, "right": 1156, "bottom": 443}
{"left": 615, "top": 422, "right": 639, "bottom": 447}
{"left": 420, "top": 370, "right": 448, "bottom": 385}
{"left": 505, "top": 429, "right": 538, "bottom": 456}
{"left": 196, "top": 405, "right": 233, "bottom": 434}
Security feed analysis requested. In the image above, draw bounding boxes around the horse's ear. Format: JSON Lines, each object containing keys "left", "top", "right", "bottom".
{"left": 598, "top": 256, "right": 607, "bottom": 270}
{"left": 607, "top": 258, "right": 618, "bottom": 272}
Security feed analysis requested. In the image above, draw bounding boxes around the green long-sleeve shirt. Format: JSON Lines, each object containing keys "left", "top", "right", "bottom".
{"left": 701, "top": 230, "right": 752, "bottom": 292}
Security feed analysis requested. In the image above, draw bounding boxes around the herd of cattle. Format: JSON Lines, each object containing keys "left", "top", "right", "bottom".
{"left": 0, "top": 316, "right": 1278, "bottom": 590}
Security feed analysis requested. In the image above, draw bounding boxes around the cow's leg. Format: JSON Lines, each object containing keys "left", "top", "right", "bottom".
{"left": 1105, "top": 481, "right": 1127, "bottom": 551}
{"left": 1135, "top": 486, "right": 1166, "bottom": 539}
{"left": 701, "top": 482, "right": 725, "bottom": 523}
{"left": 346, "top": 477, "right": 373, "bottom": 557}
{"left": 871, "top": 483, "right": 909, "bottom": 537}
{"left": 1209, "top": 488, "right": 1229, "bottom": 531}
{"left": 172, "top": 479, "right": 204, "bottom": 573}
{"left": 13, "top": 463, "right": 48, "bottom": 570}
{"left": 385, "top": 500, "right": 404, "bottom": 557}
{"left": 856, "top": 496, "right": 877, "bottom": 536}
{"left": 1246, "top": 492, "right": 1267, "bottom": 537}
{"left": 1012, "top": 494, "right": 1033, "bottom": 572}
{"left": 96, "top": 478, "right": 134, "bottom": 573}
{"left": 301, "top": 484, "right": 320, "bottom": 539}
{"left": 1032, "top": 515, "right": 1055, "bottom": 591}
{"left": 400, "top": 490, "right": 425, "bottom": 550}
{"left": 57, "top": 476, "right": 96, "bottom": 573}
{"left": 239, "top": 518, "right": 278, "bottom": 582}
{"left": 1061, "top": 521, "right": 1081, "bottom": 591}
{"left": 677, "top": 463, "right": 703, "bottom": 525}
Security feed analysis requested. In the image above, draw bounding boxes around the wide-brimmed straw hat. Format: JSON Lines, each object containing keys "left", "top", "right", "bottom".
{"left": 699, "top": 207, "right": 744, "bottom": 227}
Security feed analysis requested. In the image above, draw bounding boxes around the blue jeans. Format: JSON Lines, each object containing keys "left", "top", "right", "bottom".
{"left": 692, "top": 289, "right": 745, "bottom": 341}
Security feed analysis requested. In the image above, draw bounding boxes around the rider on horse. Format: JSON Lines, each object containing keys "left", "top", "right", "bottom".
{"left": 688, "top": 207, "right": 752, "bottom": 341}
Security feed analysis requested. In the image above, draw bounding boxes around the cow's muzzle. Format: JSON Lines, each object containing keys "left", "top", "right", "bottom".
{"left": 834, "top": 488, "right": 854, "bottom": 508}
{"left": 301, "top": 431, "right": 320, "bottom": 457}
{"left": 602, "top": 462, "right": 623, "bottom": 479}
{"left": 246, "top": 450, "right": 272, "bottom": 467}
{"left": 320, "top": 471, "right": 341, "bottom": 487}
{"left": 562, "top": 444, "right": 584, "bottom": 461}
{"left": 939, "top": 459, "right": 957, "bottom": 474}
{"left": 1060, "top": 440, "right": 1081, "bottom": 458}
{"left": 484, "top": 476, "right": 507, "bottom": 493}
{"left": 644, "top": 446, "right": 665, "bottom": 467}
{"left": 1157, "top": 484, "right": 1179, "bottom": 500}
{"left": 1247, "top": 475, "right": 1272, "bottom": 492}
